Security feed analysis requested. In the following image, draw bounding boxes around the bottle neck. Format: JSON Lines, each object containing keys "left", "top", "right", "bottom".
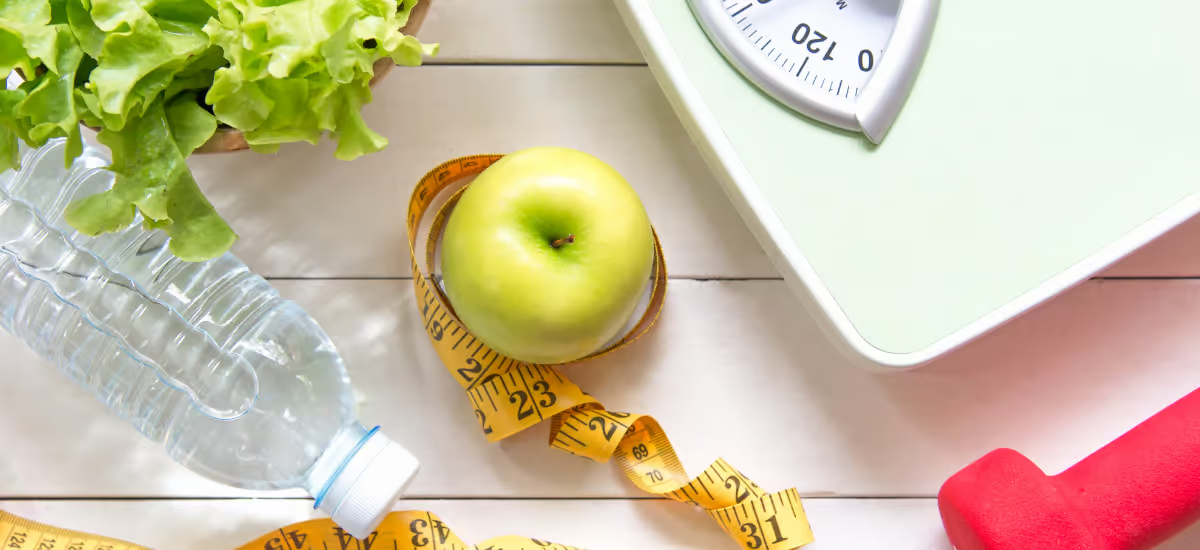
{"left": 304, "top": 422, "right": 376, "bottom": 506}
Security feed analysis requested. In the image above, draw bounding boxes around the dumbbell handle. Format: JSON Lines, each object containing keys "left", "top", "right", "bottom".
{"left": 1053, "top": 388, "right": 1200, "bottom": 549}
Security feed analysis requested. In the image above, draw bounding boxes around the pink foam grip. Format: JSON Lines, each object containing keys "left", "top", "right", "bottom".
{"left": 939, "top": 388, "right": 1200, "bottom": 550}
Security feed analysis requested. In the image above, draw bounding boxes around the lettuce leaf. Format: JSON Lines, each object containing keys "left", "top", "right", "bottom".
{"left": 0, "top": 118, "right": 17, "bottom": 173}
{"left": 66, "top": 101, "right": 235, "bottom": 260}
{"left": 165, "top": 92, "right": 217, "bottom": 156}
{"left": 64, "top": 0, "right": 104, "bottom": 59}
{"left": 330, "top": 77, "right": 386, "bottom": 160}
{"left": 0, "top": 89, "right": 30, "bottom": 168}
{"left": 19, "top": 25, "right": 84, "bottom": 161}
{"left": 87, "top": 0, "right": 209, "bottom": 129}
{"left": 0, "top": 1, "right": 56, "bottom": 78}
{"left": 3, "top": 0, "right": 436, "bottom": 262}
{"left": 205, "top": 0, "right": 437, "bottom": 158}
{"left": 2, "top": 21, "right": 85, "bottom": 166}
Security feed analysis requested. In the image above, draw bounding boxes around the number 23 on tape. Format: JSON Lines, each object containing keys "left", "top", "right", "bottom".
{"left": 407, "top": 155, "right": 815, "bottom": 550}
{"left": 0, "top": 156, "right": 817, "bottom": 550}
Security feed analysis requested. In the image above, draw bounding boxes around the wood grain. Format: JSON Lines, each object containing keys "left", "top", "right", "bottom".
{"left": 180, "top": 64, "right": 1198, "bottom": 281}
{"left": 187, "top": 66, "right": 777, "bottom": 279}
{"left": 3, "top": 498, "right": 1199, "bottom": 550}
{"left": 12, "top": 1, "right": 1200, "bottom": 546}
{"left": 4, "top": 279, "right": 1200, "bottom": 499}
{"left": 0, "top": 499, "right": 949, "bottom": 550}
{"left": 418, "top": 0, "right": 643, "bottom": 64}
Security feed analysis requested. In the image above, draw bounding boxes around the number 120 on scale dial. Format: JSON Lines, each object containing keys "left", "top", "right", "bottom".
{"left": 731, "top": 0, "right": 896, "bottom": 99}
{"left": 690, "top": 0, "right": 938, "bottom": 143}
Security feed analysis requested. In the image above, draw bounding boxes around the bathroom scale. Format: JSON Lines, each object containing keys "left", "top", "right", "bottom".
{"left": 614, "top": 0, "right": 1200, "bottom": 369}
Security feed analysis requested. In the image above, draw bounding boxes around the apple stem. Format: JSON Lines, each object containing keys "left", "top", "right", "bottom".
{"left": 550, "top": 234, "right": 576, "bottom": 249}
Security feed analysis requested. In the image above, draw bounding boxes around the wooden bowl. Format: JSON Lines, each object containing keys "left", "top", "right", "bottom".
{"left": 192, "top": 0, "right": 435, "bottom": 154}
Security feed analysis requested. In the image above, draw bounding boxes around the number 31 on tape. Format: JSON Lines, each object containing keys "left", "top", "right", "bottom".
{"left": 407, "top": 155, "right": 815, "bottom": 550}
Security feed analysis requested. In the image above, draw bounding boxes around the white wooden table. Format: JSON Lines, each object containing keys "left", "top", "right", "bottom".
{"left": 5, "top": 1, "right": 1200, "bottom": 548}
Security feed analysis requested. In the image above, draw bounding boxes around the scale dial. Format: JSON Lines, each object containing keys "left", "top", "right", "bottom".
{"left": 688, "top": 0, "right": 939, "bottom": 143}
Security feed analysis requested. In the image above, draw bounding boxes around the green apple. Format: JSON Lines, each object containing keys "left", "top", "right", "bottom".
{"left": 440, "top": 147, "right": 655, "bottom": 364}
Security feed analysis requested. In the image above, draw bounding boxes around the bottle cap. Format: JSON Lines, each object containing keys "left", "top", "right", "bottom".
{"left": 317, "top": 430, "right": 420, "bottom": 539}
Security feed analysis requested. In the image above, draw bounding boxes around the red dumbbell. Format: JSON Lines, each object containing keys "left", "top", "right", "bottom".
{"left": 938, "top": 387, "right": 1200, "bottom": 550}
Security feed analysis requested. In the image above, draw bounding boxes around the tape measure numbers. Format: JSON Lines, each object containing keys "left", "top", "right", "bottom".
{"left": 0, "top": 154, "right": 814, "bottom": 550}
{"left": 407, "top": 155, "right": 815, "bottom": 550}
{"left": 0, "top": 511, "right": 150, "bottom": 550}
{"left": 241, "top": 511, "right": 587, "bottom": 550}
{"left": 0, "top": 510, "right": 581, "bottom": 550}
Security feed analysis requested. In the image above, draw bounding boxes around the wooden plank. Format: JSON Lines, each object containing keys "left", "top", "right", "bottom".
{"left": 179, "top": 64, "right": 1200, "bottom": 281}
{"left": 4, "top": 498, "right": 1200, "bottom": 549}
{"left": 187, "top": 66, "right": 777, "bottom": 280}
{"left": 418, "top": 0, "right": 644, "bottom": 64}
{"left": 405, "top": 0, "right": 1200, "bottom": 279}
{"left": 0, "top": 498, "right": 947, "bottom": 550}
{"left": 4, "top": 279, "right": 1200, "bottom": 499}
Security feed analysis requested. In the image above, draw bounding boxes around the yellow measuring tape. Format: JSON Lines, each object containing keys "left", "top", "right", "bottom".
{"left": 0, "top": 511, "right": 149, "bottom": 550}
{"left": 0, "top": 509, "right": 580, "bottom": 549}
{"left": 0, "top": 155, "right": 815, "bottom": 550}
{"left": 405, "top": 155, "right": 814, "bottom": 549}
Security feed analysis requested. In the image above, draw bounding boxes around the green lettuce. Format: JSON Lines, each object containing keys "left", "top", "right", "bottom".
{"left": 204, "top": 0, "right": 437, "bottom": 157}
{"left": 67, "top": 100, "right": 235, "bottom": 260}
{"left": 1, "top": 0, "right": 436, "bottom": 261}
{"left": 0, "top": 2, "right": 56, "bottom": 78}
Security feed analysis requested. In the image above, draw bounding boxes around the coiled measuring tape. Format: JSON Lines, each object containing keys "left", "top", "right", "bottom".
{"left": 405, "top": 155, "right": 815, "bottom": 550}
{"left": 0, "top": 155, "right": 815, "bottom": 550}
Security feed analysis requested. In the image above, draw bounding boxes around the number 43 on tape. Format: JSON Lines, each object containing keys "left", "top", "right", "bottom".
{"left": 406, "top": 155, "right": 816, "bottom": 550}
{"left": 0, "top": 162, "right": 817, "bottom": 550}
{"left": 2, "top": 508, "right": 798, "bottom": 550}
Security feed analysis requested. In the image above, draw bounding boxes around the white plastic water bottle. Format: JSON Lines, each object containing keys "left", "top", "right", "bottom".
{"left": 0, "top": 139, "right": 418, "bottom": 539}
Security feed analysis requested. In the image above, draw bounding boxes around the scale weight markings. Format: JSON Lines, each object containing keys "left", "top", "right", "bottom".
{"left": 690, "top": 0, "right": 937, "bottom": 142}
